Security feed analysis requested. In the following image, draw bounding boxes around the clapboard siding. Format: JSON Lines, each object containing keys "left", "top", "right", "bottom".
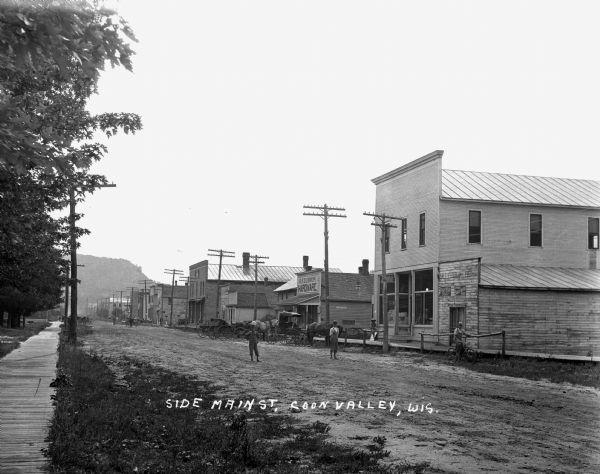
{"left": 479, "top": 288, "right": 600, "bottom": 356}
{"left": 330, "top": 302, "right": 372, "bottom": 328}
{"left": 374, "top": 156, "right": 441, "bottom": 272}
{"left": 440, "top": 200, "right": 600, "bottom": 269}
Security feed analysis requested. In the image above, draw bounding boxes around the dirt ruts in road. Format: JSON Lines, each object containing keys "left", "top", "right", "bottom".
{"left": 84, "top": 322, "right": 600, "bottom": 474}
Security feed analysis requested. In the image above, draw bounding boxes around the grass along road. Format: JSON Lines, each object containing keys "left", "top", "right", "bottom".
{"left": 82, "top": 321, "right": 600, "bottom": 473}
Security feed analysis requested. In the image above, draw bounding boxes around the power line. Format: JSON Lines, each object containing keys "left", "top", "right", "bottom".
{"left": 363, "top": 210, "right": 403, "bottom": 353}
{"left": 303, "top": 204, "right": 346, "bottom": 323}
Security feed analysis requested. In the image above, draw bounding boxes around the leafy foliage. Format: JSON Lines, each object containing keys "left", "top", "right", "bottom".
{"left": 0, "top": 0, "right": 142, "bottom": 324}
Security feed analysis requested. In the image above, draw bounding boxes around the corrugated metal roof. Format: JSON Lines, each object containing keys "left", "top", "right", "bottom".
{"left": 208, "top": 264, "right": 306, "bottom": 283}
{"left": 442, "top": 170, "right": 600, "bottom": 208}
{"left": 480, "top": 265, "right": 600, "bottom": 291}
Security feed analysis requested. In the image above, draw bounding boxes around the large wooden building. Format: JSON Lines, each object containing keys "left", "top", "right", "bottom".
{"left": 187, "top": 253, "right": 308, "bottom": 323}
{"left": 371, "top": 150, "right": 600, "bottom": 357}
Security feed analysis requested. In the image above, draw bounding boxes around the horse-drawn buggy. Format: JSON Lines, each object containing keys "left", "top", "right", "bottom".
{"left": 275, "top": 312, "right": 307, "bottom": 344}
{"left": 197, "top": 318, "right": 234, "bottom": 338}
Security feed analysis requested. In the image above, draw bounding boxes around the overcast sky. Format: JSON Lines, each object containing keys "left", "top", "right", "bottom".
{"left": 78, "top": 0, "right": 600, "bottom": 283}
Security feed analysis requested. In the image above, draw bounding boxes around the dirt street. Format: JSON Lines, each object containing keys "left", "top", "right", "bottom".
{"left": 84, "top": 322, "right": 600, "bottom": 473}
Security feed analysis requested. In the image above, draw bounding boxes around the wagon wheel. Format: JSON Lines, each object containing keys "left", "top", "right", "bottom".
{"left": 465, "top": 347, "right": 478, "bottom": 363}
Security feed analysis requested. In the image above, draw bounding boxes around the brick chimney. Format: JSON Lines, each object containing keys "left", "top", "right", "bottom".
{"left": 242, "top": 252, "right": 250, "bottom": 272}
{"left": 361, "top": 259, "right": 369, "bottom": 276}
{"left": 303, "top": 255, "right": 309, "bottom": 270}
{"left": 264, "top": 277, "right": 269, "bottom": 286}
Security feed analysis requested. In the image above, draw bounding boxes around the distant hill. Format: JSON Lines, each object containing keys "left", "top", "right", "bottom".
{"left": 76, "top": 254, "right": 151, "bottom": 314}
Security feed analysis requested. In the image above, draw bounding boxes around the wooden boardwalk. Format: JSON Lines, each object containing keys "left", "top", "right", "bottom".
{"left": 0, "top": 321, "right": 60, "bottom": 473}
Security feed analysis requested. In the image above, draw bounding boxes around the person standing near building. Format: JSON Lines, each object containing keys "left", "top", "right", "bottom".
{"left": 453, "top": 322, "right": 468, "bottom": 362}
{"left": 370, "top": 318, "right": 379, "bottom": 341}
{"left": 249, "top": 321, "right": 260, "bottom": 362}
{"left": 330, "top": 320, "right": 340, "bottom": 359}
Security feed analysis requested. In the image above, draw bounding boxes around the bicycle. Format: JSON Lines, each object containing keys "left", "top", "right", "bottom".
{"left": 447, "top": 338, "right": 478, "bottom": 363}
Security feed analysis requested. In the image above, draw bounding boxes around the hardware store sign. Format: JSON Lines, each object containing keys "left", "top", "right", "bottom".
{"left": 297, "top": 273, "right": 321, "bottom": 295}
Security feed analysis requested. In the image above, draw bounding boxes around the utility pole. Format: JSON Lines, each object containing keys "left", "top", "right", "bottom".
{"left": 178, "top": 276, "right": 192, "bottom": 324}
{"left": 112, "top": 292, "right": 116, "bottom": 323}
{"left": 64, "top": 264, "right": 69, "bottom": 323}
{"left": 208, "top": 249, "right": 235, "bottom": 319}
{"left": 67, "top": 182, "right": 116, "bottom": 343}
{"left": 138, "top": 279, "right": 154, "bottom": 321}
{"left": 64, "top": 261, "right": 83, "bottom": 336}
{"left": 164, "top": 269, "right": 183, "bottom": 326}
{"left": 125, "top": 287, "right": 137, "bottom": 321}
{"left": 363, "top": 211, "right": 403, "bottom": 353}
{"left": 303, "top": 204, "right": 346, "bottom": 324}
{"left": 249, "top": 254, "right": 269, "bottom": 321}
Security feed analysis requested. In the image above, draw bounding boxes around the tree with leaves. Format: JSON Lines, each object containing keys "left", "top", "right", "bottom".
{"left": 0, "top": 0, "right": 142, "bottom": 329}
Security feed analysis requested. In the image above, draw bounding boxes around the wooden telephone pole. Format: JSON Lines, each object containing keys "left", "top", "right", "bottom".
{"left": 125, "top": 286, "right": 137, "bottom": 321}
{"left": 250, "top": 254, "right": 269, "bottom": 321}
{"left": 164, "top": 269, "right": 183, "bottom": 326}
{"left": 208, "top": 249, "right": 235, "bottom": 319}
{"left": 138, "top": 279, "right": 154, "bottom": 321}
{"left": 67, "top": 183, "right": 115, "bottom": 343}
{"left": 364, "top": 211, "right": 403, "bottom": 353}
{"left": 303, "top": 204, "right": 346, "bottom": 323}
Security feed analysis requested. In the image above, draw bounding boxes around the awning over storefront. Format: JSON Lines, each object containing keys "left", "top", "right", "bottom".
{"left": 480, "top": 265, "right": 600, "bottom": 291}
{"left": 277, "top": 292, "right": 320, "bottom": 306}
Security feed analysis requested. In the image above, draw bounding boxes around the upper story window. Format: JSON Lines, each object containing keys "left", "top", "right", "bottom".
{"left": 384, "top": 226, "right": 390, "bottom": 253}
{"left": 468, "top": 210, "right": 481, "bottom": 244}
{"left": 419, "top": 213, "right": 426, "bottom": 246}
{"left": 401, "top": 218, "right": 407, "bottom": 249}
{"left": 589, "top": 217, "right": 599, "bottom": 249}
{"left": 530, "top": 214, "right": 542, "bottom": 247}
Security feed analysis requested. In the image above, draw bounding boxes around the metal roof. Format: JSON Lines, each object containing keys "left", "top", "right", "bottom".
{"left": 480, "top": 265, "right": 600, "bottom": 291}
{"left": 207, "top": 264, "right": 306, "bottom": 283}
{"left": 442, "top": 170, "right": 600, "bottom": 208}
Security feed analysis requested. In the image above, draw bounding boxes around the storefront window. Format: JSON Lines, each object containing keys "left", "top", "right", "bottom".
{"left": 414, "top": 269, "right": 433, "bottom": 325}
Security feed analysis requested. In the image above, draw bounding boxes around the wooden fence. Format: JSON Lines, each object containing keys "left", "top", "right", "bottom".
{"left": 419, "top": 330, "right": 506, "bottom": 357}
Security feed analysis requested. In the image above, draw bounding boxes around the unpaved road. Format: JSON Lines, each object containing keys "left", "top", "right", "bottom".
{"left": 84, "top": 321, "right": 600, "bottom": 473}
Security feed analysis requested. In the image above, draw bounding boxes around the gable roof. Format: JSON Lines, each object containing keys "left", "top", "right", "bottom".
{"left": 480, "top": 265, "right": 600, "bottom": 291}
{"left": 442, "top": 170, "right": 600, "bottom": 209}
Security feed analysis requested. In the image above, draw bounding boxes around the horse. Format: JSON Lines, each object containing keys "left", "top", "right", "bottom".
{"left": 234, "top": 319, "right": 277, "bottom": 341}
{"left": 306, "top": 322, "right": 344, "bottom": 346}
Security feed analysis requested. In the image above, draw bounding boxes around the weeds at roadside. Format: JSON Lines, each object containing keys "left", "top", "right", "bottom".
{"left": 429, "top": 352, "right": 600, "bottom": 388}
{"left": 45, "top": 339, "right": 432, "bottom": 473}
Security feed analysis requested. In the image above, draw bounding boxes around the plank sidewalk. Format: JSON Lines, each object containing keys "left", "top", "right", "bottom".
{"left": 0, "top": 321, "right": 60, "bottom": 473}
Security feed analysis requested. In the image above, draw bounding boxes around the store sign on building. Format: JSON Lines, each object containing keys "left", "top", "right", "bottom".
{"left": 297, "top": 273, "right": 321, "bottom": 295}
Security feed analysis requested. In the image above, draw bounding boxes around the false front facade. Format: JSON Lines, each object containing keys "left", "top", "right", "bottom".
{"left": 371, "top": 150, "right": 600, "bottom": 357}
